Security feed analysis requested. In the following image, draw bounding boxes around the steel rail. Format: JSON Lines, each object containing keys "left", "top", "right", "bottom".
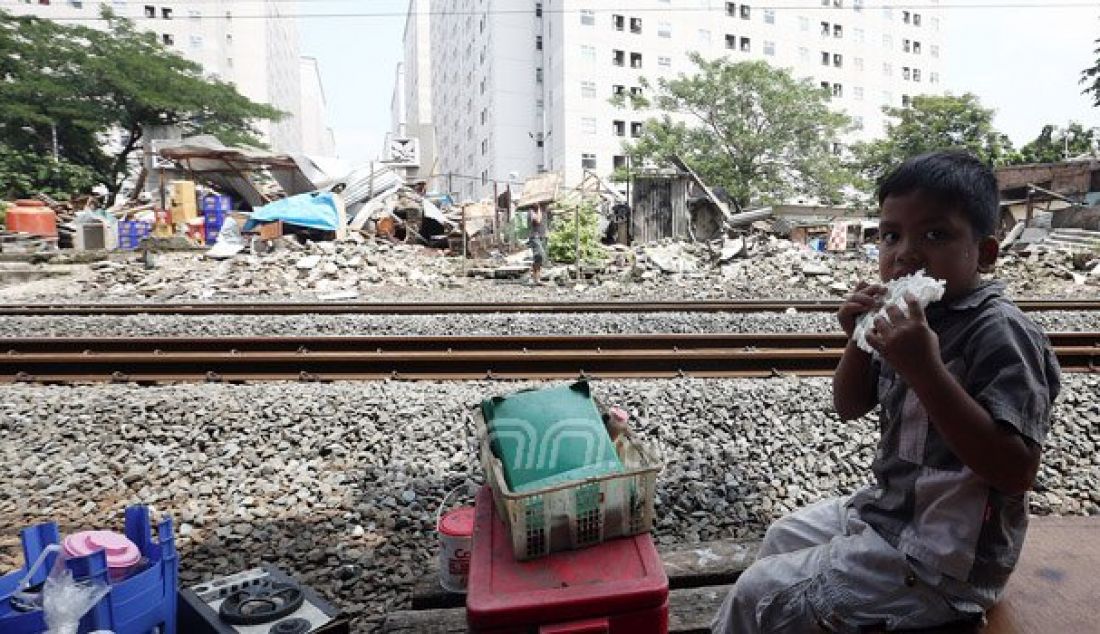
{"left": 1, "top": 299, "right": 1099, "bottom": 316}
{"left": 1, "top": 333, "right": 1095, "bottom": 383}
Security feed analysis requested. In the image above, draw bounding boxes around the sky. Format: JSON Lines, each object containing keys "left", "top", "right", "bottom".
{"left": 299, "top": 1, "right": 1100, "bottom": 165}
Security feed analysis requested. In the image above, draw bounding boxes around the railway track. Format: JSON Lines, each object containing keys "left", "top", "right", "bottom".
{"left": 2, "top": 298, "right": 1100, "bottom": 316}
{"left": 2, "top": 333, "right": 1095, "bottom": 383}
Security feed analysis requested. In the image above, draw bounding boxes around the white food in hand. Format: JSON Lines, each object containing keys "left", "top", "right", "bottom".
{"left": 852, "top": 270, "right": 946, "bottom": 354}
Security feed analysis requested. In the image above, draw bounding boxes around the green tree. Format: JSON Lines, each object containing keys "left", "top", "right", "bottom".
{"left": 548, "top": 200, "right": 605, "bottom": 264}
{"left": 1013, "top": 122, "right": 1099, "bottom": 164}
{"left": 0, "top": 9, "right": 283, "bottom": 202}
{"left": 853, "top": 93, "right": 1014, "bottom": 185}
{"left": 615, "top": 54, "right": 856, "bottom": 209}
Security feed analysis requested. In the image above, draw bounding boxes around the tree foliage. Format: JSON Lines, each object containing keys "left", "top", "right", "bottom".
{"left": 853, "top": 93, "right": 1014, "bottom": 185}
{"left": 0, "top": 8, "right": 283, "bottom": 202}
{"left": 616, "top": 54, "right": 856, "bottom": 209}
{"left": 1012, "top": 122, "right": 1100, "bottom": 164}
{"left": 1082, "top": 36, "right": 1100, "bottom": 107}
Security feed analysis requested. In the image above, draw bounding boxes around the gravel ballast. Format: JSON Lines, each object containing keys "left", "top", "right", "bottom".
{"left": 2, "top": 376, "right": 1097, "bottom": 630}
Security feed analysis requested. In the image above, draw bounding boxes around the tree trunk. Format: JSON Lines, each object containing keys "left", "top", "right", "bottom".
{"left": 105, "top": 125, "right": 143, "bottom": 207}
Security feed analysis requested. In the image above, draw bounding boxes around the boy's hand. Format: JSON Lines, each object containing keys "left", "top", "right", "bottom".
{"left": 865, "top": 292, "right": 940, "bottom": 379}
{"left": 838, "top": 281, "right": 887, "bottom": 338}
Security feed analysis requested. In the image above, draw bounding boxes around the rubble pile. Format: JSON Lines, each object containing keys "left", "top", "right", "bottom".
{"left": 1, "top": 375, "right": 1096, "bottom": 629}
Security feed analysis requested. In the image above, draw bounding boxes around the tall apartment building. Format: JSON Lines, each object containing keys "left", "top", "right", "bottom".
{"left": 417, "top": 0, "right": 944, "bottom": 199}
{"left": 300, "top": 56, "right": 336, "bottom": 156}
{"left": 6, "top": 0, "right": 331, "bottom": 155}
{"left": 400, "top": 0, "right": 437, "bottom": 183}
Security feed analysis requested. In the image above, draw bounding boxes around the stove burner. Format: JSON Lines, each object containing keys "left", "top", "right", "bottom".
{"left": 218, "top": 580, "right": 305, "bottom": 626}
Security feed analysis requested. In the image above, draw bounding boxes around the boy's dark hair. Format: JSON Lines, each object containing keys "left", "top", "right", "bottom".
{"left": 877, "top": 150, "right": 1000, "bottom": 238}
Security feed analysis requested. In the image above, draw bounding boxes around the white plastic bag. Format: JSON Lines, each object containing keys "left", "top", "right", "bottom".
{"left": 852, "top": 270, "right": 946, "bottom": 355}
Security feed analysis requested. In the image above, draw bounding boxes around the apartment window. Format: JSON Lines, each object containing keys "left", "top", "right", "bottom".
{"left": 630, "top": 52, "right": 643, "bottom": 68}
{"left": 630, "top": 17, "right": 642, "bottom": 33}
{"left": 799, "top": 16, "right": 809, "bottom": 31}
{"left": 728, "top": 34, "right": 739, "bottom": 50}
{"left": 913, "top": 42, "right": 921, "bottom": 55}
{"left": 630, "top": 86, "right": 643, "bottom": 97}
{"left": 832, "top": 83, "right": 842, "bottom": 97}
{"left": 480, "top": 109, "right": 487, "bottom": 124}
{"left": 903, "top": 39, "right": 911, "bottom": 53}
{"left": 931, "top": 44, "right": 939, "bottom": 58}
{"left": 913, "top": 69, "right": 921, "bottom": 82}
{"left": 536, "top": 136, "right": 544, "bottom": 148}
{"left": 821, "top": 81, "right": 830, "bottom": 91}
{"left": 612, "top": 85, "right": 626, "bottom": 97}
{"left": 613, "top": 50, "right": 625, "bottom": 66}
{"left": 764, "top": 40, "right": 775, "bottom": 56}
{"left": 658, "top": 21, "right": 672, "bottom": 38}
{"left": 479, "top": 17, "right": 485, "bottom": 33}
{"left": 189, "top": 34, "right": 203, "bottom": 49}
{"left": 726, "top": 2, "right": 736, "bottom": 17}
{"left": 480, "top": 79, "right": 486, "bottom": 94}
{"left": 581, "top": 80, "right": 596, "bottom": 98}
{"left": 481, "top": 139, "right": 488, "bottom": 155}
{"left": 535, "top": 2, "right": 542, "bottom": 17}
{"left": 821, "top": 21, "right": 830, "bottom": 37}
{"left": 914, "top": 13, "right": 922, "bottom": 27}
{"left": 613, "top": 14, "right": 625, "bottom": 30}
{"left": 832, "top": 142, "right": 843, "bottom": 156}
{"left": 536, "top": 67, "right": 543, "bottom": 83}
{"left": 631, "top": 122, "right": 643, "bottom": 137}
{"left": 144, "top": 5, "right": 155, "bottom": 18}
{"left": 69, "top": 0, "right": 83, "bottom": 6}
{"left": 883, "top": 62, "right": 892, "bottom": 77}
{"left": 902, "top": 10, "right": 911, "bottom": 24}
{"left": 930, "top": 72, "right": 939, "bottom": 84}
{"left": 833, "top": 24, "right": 842, "bottom": 38}
{"left": 902, "top": 95, "right": 912, "bottom": 107}
{"left": 854, "top": 57, "right": 864, "bottom": 71}
{"left": 853, "top": 86, "right": 864, "bottom": 100}
{"left": 161, "top": 7, "right": 171, "bottom": 19}
{"left": 613, "top": 155, "right": 627, "bottom": 170}
{"left": 581, "top": 154, "right": 597, "bottom": 170}
{"left": 225, "top": 57, "right": 233, "bottom": 68}
{"left": 854, "top": 116, "right": 864, "bottom": 129}
{"left": 536, "top": 99, "right": 544, "bottom": 115}
{"left": 162, "top": 33, "right": 174, "bottom": 45}
{"left": 799, "top": 47, "right": 810, "bottom": 63}
{"left": 833, "top": 0, "right": 843, "bottom": 6}
{"left": 821, "top": 51, "right": 830, "bottom": 65}
{"left": 535, "top": 35, "right": 542, "bottom": 50}
{"left": 226, "top": 33, "right": 233, "bottom": 44}
{"left": 580, "top": 9, "right": 595, "bottom": 25}
{"left": 581, "top": 45, "right": 596, "bottom": 62}
{"left": 853, "top": 27, "right": 864, "bottom": 43}
{"left": 833, "top": 53, "right": 842, "bottom": 67}
{"left": 902, "top": 66, "right": 911, "bottom": 80}
{"left": 658, "top": 55, "right": 672, "bottom": 67}
{"left": 613, "top": 120, "right": 626, "bottom": 136}
{"left": 853, "top": 0, "right": 863, "bottom": 11}
{"left": 582, "top": 117, "right": 597, "bottom": 135}
{"left": 764, "top": 9, "right": 775, "bottom": 24}
{"left": 481, "top": 171, "right": 488, "bottom": 185}
{"left": 741, "top": 4, "right": 751, "bottom": 19}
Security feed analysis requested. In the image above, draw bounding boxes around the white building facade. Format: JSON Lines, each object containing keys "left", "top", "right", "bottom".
{"left": 421, "top": 0, "right": 944, "bottom": 199}
{"left": 8, "top": 0, "right": 330, "bottom": 154}
{"left": 399, "top": 0, "right": 437, "bottom": 183}
{"left": 300, "top": 56, "right": 336, "bottom": 156}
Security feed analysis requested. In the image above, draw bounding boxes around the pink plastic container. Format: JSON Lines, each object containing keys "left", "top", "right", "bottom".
{"left": 62, "top": 530, "right": 142, "bottom": 582}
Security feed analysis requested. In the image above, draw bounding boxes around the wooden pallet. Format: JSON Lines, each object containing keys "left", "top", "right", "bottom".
{"left": 382, "top": 516, "right": 1100, "bottom": 633}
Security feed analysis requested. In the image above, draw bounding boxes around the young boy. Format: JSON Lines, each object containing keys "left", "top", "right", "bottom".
{"left": 712, "top": 150, "right": 1061, "bottom": 633}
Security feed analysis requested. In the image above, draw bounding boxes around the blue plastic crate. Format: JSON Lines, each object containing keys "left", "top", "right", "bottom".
{"left": 117, "top": 221, "right": 152, "bottom": 250}
{"left": 203, "top": 210, "right": 226, "bottom": 244}
{"left": 0, "top": 505, "right": 178, "bottom": 634}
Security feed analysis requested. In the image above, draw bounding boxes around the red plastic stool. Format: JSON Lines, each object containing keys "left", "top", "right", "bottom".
{"left": 466, "top": 486, "right": 669, "bottom": 634}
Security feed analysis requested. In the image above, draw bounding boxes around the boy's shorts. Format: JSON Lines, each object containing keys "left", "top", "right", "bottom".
{"left": 711, "top": 495, "right": 982, "bottom": 634}
{"left": 529, "top": 236, "right": 548, "bottom": 265}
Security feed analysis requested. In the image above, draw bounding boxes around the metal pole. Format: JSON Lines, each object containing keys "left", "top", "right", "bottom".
{"left": 574, "top": 202, "right": 581, "bottom": 281}
{"left": 461, "top": 204, "right": 468, "bottom": 275}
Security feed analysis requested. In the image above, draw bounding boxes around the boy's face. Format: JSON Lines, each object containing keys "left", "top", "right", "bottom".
{"left": 878, "top": 190, "right": 998, "bottom": 301}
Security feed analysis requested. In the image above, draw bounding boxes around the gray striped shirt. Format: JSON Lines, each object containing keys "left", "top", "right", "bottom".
{"left": 850, "top": 280, "right": 1061, "bottom": 604}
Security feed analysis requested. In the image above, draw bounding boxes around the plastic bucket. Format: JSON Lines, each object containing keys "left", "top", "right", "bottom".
{"left": 437, "top": 489, "right": 475, "bottom": 593}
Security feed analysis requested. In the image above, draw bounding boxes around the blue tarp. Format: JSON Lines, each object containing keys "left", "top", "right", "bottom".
{"left": 244, "top": 192, "right": 341, "bottom": 232}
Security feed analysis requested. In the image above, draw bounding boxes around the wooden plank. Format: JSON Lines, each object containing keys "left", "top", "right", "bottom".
{"left": 386, "top": 585, "right": 732, "bottom": 634}
{"left": 410, "top": 539, "right": 756, "bottom": 610}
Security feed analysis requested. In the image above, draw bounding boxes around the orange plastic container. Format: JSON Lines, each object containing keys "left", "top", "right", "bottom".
{"left": 5, "top": 200, "right": 58, "bottom": 238}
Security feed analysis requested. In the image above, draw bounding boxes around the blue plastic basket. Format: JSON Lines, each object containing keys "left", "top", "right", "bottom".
{"left": 203, "top": 209, "right": 227, "bottom": 244}
{"left": 0, "top": 505, "right": 178, "bottom": 634}
{"left": 200, "top": 194, "right": 231, "bottom": 213}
